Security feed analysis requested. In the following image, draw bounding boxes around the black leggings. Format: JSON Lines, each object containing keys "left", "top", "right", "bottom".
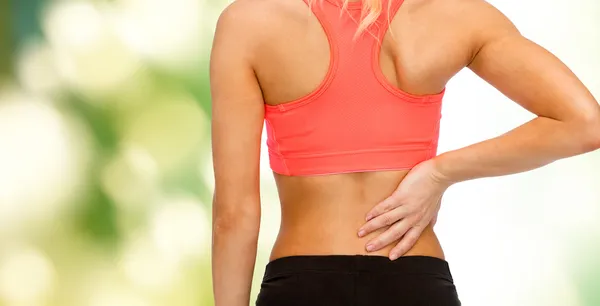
{"left": 256, "top": 255, "right": 461, "bottom": 306}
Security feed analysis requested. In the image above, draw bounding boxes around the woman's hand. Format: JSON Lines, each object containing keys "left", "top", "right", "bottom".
{"left": 357, "top": 158, "right": 453, "bottom": 260}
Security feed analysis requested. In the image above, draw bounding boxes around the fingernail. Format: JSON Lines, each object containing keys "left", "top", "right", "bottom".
{"left": 365, "top": 214, "right": 373, "bottom": 221}
{"left": 358, "top": 230, "right": 365, "bottom": 237}
{"left": 366, "top": 244, "right": 375, "bottom": 252}
{"left": 389, "top": 253, "right": 398, "bottom": 261}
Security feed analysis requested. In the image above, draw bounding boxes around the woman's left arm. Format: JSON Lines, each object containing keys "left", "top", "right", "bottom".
{"left": 210, "top": 2, "right": 266, "bottom": 305}
{"left": 357, "top": 0, "right": 600, "bottom": 260}
{"left": 433, "top": 11, "right": 600, "bottom": 183}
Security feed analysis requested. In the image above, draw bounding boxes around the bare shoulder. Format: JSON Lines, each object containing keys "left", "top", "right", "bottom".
{"left": 216, "top": 0, "right": 286, "bottom": 27}
{"left": 454, "top": 0, "right": 519, "bottom": 35}
{"left": 214, "top": 0, "right": 301, "bottom": 51}
{"left": 404, "top": 0, "right": 521, "bottom": 63}
{"left": 409, "top": 0, "right": 517, "bottom": 26}
{"left": 213, "top": 0, "right": 269, "bottom": 47}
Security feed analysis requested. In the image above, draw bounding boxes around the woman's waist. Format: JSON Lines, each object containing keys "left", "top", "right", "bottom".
{"left": 269, "top": 222, "right": 444, "bottom": 262}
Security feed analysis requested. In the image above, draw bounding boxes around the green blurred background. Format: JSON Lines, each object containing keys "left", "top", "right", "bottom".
{"left": 0, "top": 0, "right": 598, "bottom": 305}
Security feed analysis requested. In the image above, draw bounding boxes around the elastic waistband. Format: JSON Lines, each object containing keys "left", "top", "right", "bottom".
{"left": 264, "top": 255, "right": 452, "bottom": 280}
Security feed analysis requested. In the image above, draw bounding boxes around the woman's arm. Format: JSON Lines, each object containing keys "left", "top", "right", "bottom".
{"left": 210, "top": 3, "right": 265, "bottom": 305}
{"left": 358, "top": 0, "right": 600, "bottom": 259}
{"left": 434, "top": 2, "right": 600, "bottom": 183}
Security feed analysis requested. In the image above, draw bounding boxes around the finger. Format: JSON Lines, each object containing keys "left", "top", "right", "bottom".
{"left": 358, "top": 205, "right": 410, "bottom": 237}
{"left": 365, "top": 191, "right": 403, "bottom": 221}
{"left": 365, "top": 218, "right": 413, "bottom": 252}
{"left": 389, "top": 226, "right": 424, "bottom": 260}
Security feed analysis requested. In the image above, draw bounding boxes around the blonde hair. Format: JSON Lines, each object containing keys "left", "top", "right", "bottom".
{"left": 307, "top": 0, "right": 393, "bottom": 39}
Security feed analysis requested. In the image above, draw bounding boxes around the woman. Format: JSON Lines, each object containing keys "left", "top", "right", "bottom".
{"left": 210, "top": 0, "right": 600, "bottom": 304}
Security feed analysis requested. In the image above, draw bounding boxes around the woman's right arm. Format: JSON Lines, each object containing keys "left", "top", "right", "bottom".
{"left": 210, "top": 2, "right": 265, "bottom": 305}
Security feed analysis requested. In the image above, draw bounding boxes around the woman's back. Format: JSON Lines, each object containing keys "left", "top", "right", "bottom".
{"left": 246, "top": 0, "right": 474, "bottom": 260}
{"left": 253, "top": 0, "right": 468, "bottom": 104}
{"left": 272, "top": 170, "right": 445, "bottom": 260}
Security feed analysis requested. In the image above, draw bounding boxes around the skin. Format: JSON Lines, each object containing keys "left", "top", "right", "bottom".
{"left": 210, "top": 0, "right": 600, "bottom": 305}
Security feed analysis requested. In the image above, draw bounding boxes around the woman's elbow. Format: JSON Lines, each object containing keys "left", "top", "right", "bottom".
{"left": 212, "top": 200, "right": 261, "bottom": 234}
{"left": 213, "top": 212, "right": 260, "bottom": 234}
{"left": 579, "top": 111, "right": 600, "bottom": 152}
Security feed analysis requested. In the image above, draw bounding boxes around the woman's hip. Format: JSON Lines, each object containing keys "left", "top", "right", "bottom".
{"left": 256, "top": 254, "right": 461, "bottom": 306}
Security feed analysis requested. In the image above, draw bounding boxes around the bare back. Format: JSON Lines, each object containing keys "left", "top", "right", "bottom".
{"left": 237, "top": 0, "right": 487, "bottom": 261}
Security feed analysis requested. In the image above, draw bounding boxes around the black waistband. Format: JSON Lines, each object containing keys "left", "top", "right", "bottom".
{"left": 263, "top": 255, "right": 452, "bottom": 280}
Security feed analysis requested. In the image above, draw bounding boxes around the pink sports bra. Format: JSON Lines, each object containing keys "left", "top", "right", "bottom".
{"left": 264, "top": 0, "right": 445, "bottom": 176}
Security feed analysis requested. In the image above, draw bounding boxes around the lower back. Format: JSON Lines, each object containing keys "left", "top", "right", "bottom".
{"left": 269, "top": 170, "right": 445, "bottom": 261}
